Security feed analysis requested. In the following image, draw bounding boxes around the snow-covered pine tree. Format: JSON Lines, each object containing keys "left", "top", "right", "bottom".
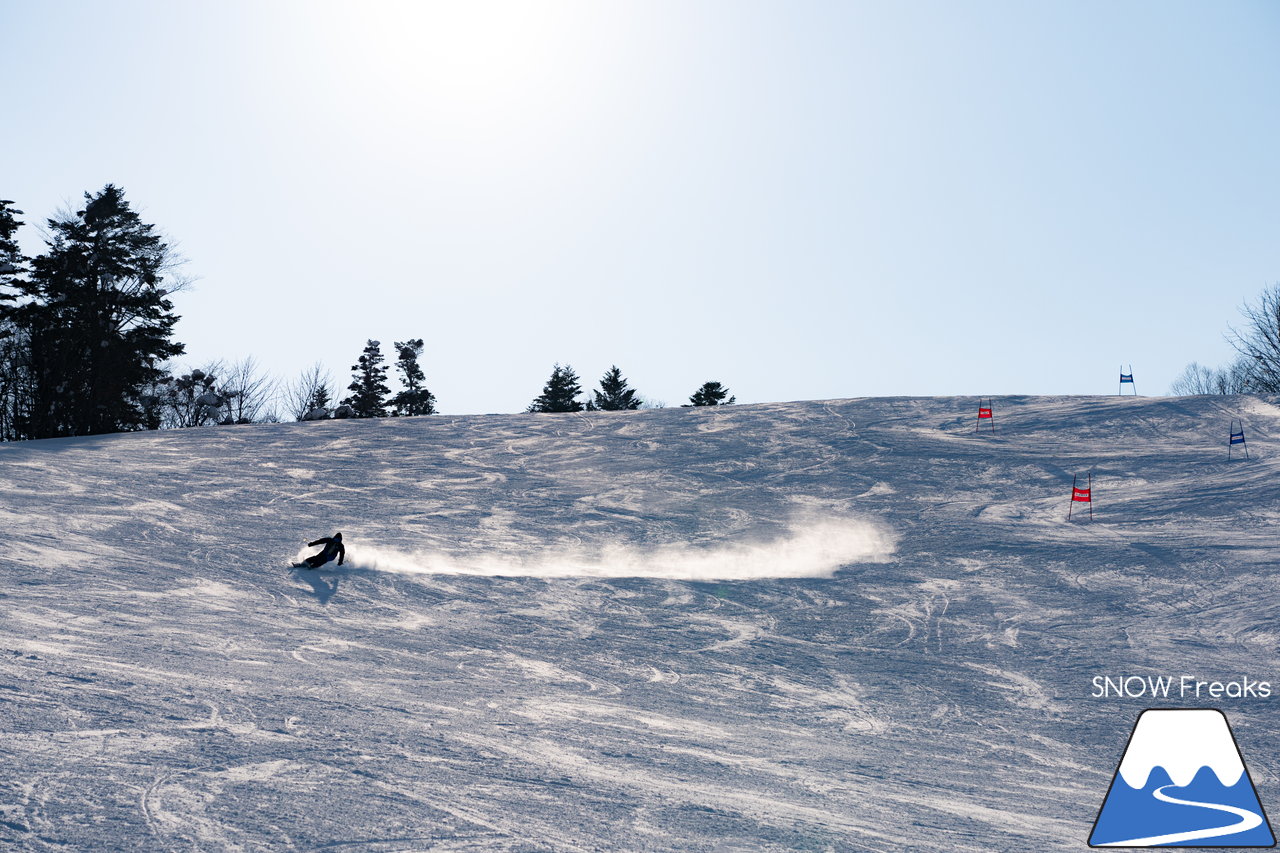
{"left": 12, "top": 186, "right": 185, "bottom": 438}
{"left": 162, "top": 368, "right": 225, "bottom": 428}
{"left": 391, "top": 338, "right": 437, "bottom": 416}
{"left": 589, "top": 365, "right": 641, "bottom": 411}
{"left": 527, "top": 364, "right": 584, "bottom": 413}
{"left": 343, "top": 340, "right": 391, "bottom": 417}
{"left": 688, "top": 381, "right": 735, "bottom": 406}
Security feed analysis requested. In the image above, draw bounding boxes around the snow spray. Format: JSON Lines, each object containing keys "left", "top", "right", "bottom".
{"left": 325, "top": 517, "right": 896, "bottom": 581}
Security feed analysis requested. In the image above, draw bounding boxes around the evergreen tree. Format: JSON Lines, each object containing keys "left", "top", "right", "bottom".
{"left": 0, "top": 199, "right": 25, "bottom": 307}
{"left": 527, "top": 363, "right": 584, "bottom": 413}
{"left": 0, "top": 200, "right": 29, "bottom": 441}
{"left": 136, "top": 375, "right": 168, "bottom": 432}
{"left": 308, "top": 383, "right": 331, "bottom": 412}
{"left": 589, "top": 365, "right": 641, "bottom": 411}
{"left": 0, "top": 326, "right": 29, "bottom": 442}
{"left": 391, "top": 338, "right": 437, "bottom": 416}
{"left": 688, "top": 381, "right": 735, "bottom": 407}
{"left": 342, "top": 339, "right": 391, "bottom": 417}
{"left": 10, "top": 186, "right": 184, "bottom": 438}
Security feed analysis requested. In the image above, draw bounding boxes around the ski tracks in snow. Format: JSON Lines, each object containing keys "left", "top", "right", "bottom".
{"left": 6, "top": 395, "right": 1280, "bottom": 850}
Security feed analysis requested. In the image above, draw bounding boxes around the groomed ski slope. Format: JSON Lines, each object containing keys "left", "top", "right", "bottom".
{"left": 1, "top": 394, "right": 1278, "bottom": 851}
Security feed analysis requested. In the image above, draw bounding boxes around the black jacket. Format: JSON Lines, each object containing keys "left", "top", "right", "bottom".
{"left": 307, "top": 536, "right": 345, "bottom": 565}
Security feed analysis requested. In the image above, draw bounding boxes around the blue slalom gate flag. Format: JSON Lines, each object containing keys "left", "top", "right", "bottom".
{"left": 1229, "top": 420, "right": 1249, "bottom": 459}
{"left": 1118, "top": 366, "right": 1137, "bottom": 395}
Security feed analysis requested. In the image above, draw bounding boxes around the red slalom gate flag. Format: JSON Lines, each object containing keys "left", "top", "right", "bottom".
{"left": 1069, "top": 473, "right": 1093, "bottom": 520}
{"left": 975, "top": 398, "right": 995, "bottom": 433}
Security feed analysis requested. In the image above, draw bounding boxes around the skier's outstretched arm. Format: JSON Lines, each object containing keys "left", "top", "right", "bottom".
{"left": 307, "top": 538, "right": 329, "bottom": 548}
{"left": 337, "top": 543, "right": 345, "bottom": 565}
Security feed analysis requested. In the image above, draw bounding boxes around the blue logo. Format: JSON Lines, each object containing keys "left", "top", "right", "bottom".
{"left": 1090, "top": 709, "right": 1275, "bottom": 847}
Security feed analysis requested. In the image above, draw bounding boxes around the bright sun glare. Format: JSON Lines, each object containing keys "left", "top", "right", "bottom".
{"left": 310, "top": 1, "right": 585, "bottom": 135}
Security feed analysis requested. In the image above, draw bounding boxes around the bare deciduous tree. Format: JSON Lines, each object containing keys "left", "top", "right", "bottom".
{"left": 218, "top": 356, "right": 277, "bottom": 424}
{"left": 1227, "top": 284, "right": 1280, "bottom": 393}
{"left": 283, "top": 362, "right": 338, "bottom": 420}
{"left": 1169, "top": 360, "right": 1252, "bottom": 395}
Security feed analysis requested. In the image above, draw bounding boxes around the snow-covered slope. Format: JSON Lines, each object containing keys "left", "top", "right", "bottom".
{"left": 2, "top": 395, "right": 1279, "bottom": 851}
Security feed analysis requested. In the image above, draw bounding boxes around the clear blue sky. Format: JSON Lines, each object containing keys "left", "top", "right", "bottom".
{"left": 3, "top": 0, "right": 1278, "bottom": 413}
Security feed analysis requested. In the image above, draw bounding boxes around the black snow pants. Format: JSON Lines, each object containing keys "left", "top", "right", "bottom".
{"left": 303, "top": 552, "right": 334, "bottom": 569}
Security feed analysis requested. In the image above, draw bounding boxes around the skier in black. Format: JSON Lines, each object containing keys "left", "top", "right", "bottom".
{"left": 300, "top": 532, "right": 344, "bottom": 569}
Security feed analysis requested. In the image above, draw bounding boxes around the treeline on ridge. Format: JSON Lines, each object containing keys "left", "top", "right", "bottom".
{"left": 0, "top": 186, "right": 735, "bottom": 442}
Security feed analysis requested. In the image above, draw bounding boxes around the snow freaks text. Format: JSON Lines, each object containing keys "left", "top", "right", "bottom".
{"left": 1091, "top": 676, "right": 1272, "bottom": 700}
